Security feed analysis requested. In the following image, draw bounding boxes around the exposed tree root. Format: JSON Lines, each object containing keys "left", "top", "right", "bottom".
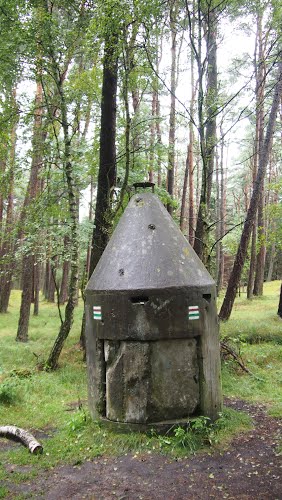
{"left": 0, "top": 426, "right": 43, "bottom": 454}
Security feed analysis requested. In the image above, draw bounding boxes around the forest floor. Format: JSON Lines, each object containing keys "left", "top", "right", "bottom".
{"left": 0, "top": 398, "right": 281, "bottom": 499}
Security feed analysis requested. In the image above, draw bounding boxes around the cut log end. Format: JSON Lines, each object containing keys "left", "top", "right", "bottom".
{"left": 0, "top": 426, "right": 43, "bottom": 454}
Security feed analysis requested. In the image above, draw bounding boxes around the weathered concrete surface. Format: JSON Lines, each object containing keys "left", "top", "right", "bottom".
{"left": 85, "top": 193, "right": 222, "bottom": 425}
{"left": 105, "top": 340, "right": 199, "bottom": 423}
{"left": 149, "top": 339, "right": 199, "bottom": 421}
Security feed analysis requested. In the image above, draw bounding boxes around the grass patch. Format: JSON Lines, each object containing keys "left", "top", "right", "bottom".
{"left": 219, "top": 280, "right": 282, "bottom": 344}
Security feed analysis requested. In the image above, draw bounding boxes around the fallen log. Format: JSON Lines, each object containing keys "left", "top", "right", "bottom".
{"left": 0, "top": 426, "right": 43, "bottom": 454}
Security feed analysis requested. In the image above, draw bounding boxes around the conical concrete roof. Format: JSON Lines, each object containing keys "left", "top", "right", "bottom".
{"left": 87, "top": 193, "right": 214, "bottom": 291}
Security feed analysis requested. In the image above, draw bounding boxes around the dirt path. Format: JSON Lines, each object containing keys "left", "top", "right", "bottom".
{"left": 1, "top": 399, "right": 281, "bottom": 499}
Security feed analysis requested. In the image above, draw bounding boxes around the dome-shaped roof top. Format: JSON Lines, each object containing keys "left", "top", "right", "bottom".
{"left": 87, "top": 193, "right": 214, "bottom": 291}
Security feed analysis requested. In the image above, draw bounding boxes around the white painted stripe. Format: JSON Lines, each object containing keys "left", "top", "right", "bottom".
{"left": 189, "top": 306, "right": 199, "bottom": 311}
{"left": 93, "top": 306, "right": 101, "bottom": 311}
{"left": 189, "top": 316, "right": 199, "bottom": 320}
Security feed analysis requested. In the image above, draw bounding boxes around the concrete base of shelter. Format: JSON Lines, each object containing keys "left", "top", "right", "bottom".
{"left": 97, "top": 416, "right": 206, "bottom": 435}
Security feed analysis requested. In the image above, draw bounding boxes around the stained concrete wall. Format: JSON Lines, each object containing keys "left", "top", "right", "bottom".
{"left": 105, "top": 339, "right": 199, "bottom": 423}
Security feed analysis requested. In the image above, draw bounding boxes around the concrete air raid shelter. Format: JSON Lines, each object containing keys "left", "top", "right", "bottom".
{"left": 85, "top": 189, "right": 222, "bottom": 430}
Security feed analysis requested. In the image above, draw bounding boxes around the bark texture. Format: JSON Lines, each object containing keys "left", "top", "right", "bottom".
{"left": 0, "top": 426, "right": 43, "bottom": 454}
{"left": 89, "top": 40, "right": 117, "bottom": 276}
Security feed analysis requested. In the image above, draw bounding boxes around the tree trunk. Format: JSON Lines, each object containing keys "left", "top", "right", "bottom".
{"left": 0, "top": 89, "right": 17, "bottom": 313}
{"left": 46, "top": 83, "right": 80, "bottom": 370}
{"left": 180, "top": 145, "right": 189, "bottom": 231}
{"left": 47, "top": 256, "right": 57, "bottom": 303}
{"left": 278, "top": 284, "right": 282, "bottom": 318}
{"left": 266, "top": 243, "right": 275, "bottom": 282}
{"left": 89, "top": 39, "right": 118, "bottom": 276}
{"left": 219, "top": 61, "right": 282, "bottom": 321}
{"left": 16, "top": 80, "right": 44, "bottom": 341}
{"left": 217, "top": 130, "right": 226, "bottom": 294}
{"left": 149, "top": 89, "right": 157, "bottom": 183}
{"left": 253, "top": 188, "right": 266, "bottom": 295}
{"left": 33, "top": 260, "right": 40, "bottom": 316}
{"left": 247, "top": 221, "right": 257, "bottom": 298}
{"left": 59, "top": 260, "right": 70, "bottom": 305}
{"left": 193, "top": 3, "right": 218, "bottom": 263}
{"left": 166, "top": 1, "right": 177, "bottom": 215}
{"left": 43, "top": 259, "right": 50, "bottom": 299}
{"left": 253, "top": 12, "right": 266, "bottom": 297}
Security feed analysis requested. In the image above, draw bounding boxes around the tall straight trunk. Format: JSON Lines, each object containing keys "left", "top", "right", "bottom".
{"left": 47, "top": 255, "right": 57, "bottom": 302}
{"left": 193, "top": 3, "right": 217, "bottom": 263}
{"left": 219, "top": 61, "right": 282, "bottom": 321}
{"left": 205, "top": 10, "right": 217, "bottom": 209}
{"left": 156, "top": 91, "right": 162, "bottom": 187}
{"left": 43, "top": 259, "right": 50, "bottom": 299}
{"left": 0, "top": 156, "right": 7, "bottom": 238}
{"left": 33, "top": 261, "right": 40, "bottom": 316}
{"left": 217, "top": 130, "right": 226, "bottom": 293}
{"left": 180, "top": 41, "right": 195, "bottom": 236}
{"left": 253, "top": 12, "right": 266, "bottom": 297}
{"left": 266, "top": 243, "right": 275, "bottom": 282}
{"left": 180, "top": 145, "right": 189, "bottom": 231}
{"left": 188, "top": 120, "right": 195, "bottom": 245}
{"left": 89, "top": 39, "right": 118, "bottom": 276}
{"left": 278, "top": 284, "right": 282, "bottom": 318}
{"left": 17, "top": 80, "right": 44, "bottom": 341}
{"left": 59, "top": 236, "right": 70, "bottom": 305}
{"left": 253, "top": 188, "right": 266, "bottom": 295}
{"left": 166, "top": 1, "right": 177, "bottom": 214}
{"left": 247, "top": 150, "right": 258, "bottom": 298}
{"left": 149, "top": 90, "right": 157, "bottom": 183}
{"left": 0, "top": 89, "right": 17, "bottom": 313}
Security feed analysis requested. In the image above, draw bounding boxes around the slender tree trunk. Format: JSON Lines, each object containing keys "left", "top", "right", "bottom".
{"left": 253, "top": 188, "right": 266, "bottom": 295}
{"left": 253, "top": 12, "right": 266, "bottom": 296}
{"left": 47, "top": 255, "right": 57, "bottom": 303}
{"left": 149, "top": 90, "right": 157, "bottom": 183}
{"left": 43, "top": 259, "right": 50, "bottom": 299}
{"left": 0, "top": 89, "right": 17, "bottom": 313}
{"left": 17, "top": 80, "right": 44, "bottom": 341}
{"left": 180, "top": 145, "right": 189, "bottom": 231}
{"left": 33, "top": 260, "right": 40, "bottom": 316}
{"left": 247, "top": 220, "right": 257, "bottom": 298}
{"left": 167, "top": 1, "right": 177, "bottom": 214}
{"left": 266, "top": 243, "right": 275, "bottom": 282}
{"left": 59, "top": 236, "right": 70, "bottom": 305}
{"left": 219, "top": 61, "right": 282, "bottom": 321}
{"left": 0, "top": 154, "right": 15, "bottom": 312}
{"left": 217, "top": 130, "right": 226, "bottom": 294}
{"left": 277, "top": 284, "right": 282, "bottom": 318}
{"left": 193, "top": 3, "right": 218, "bottom": 263}
{"left": 46, "top": 81, "right": 80, "bottom": 369}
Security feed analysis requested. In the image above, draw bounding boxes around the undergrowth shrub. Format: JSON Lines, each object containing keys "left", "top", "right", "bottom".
{"left": 0, "top": 378, "right": 21, "bottom": 405}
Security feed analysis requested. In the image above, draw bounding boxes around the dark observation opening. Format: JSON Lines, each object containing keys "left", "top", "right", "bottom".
{"left": 130, "top": 296, "right": 149, "bottom": 304}
{"left": 203, "top": 293, "right": 211, "bottom": 302}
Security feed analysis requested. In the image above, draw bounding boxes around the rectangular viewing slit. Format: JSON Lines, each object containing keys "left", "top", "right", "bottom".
{"left": 203, "top": 293, "right": 211, "bottom": 302}
{"left": 130, "top": 296, "right": 149, "bottom": 304}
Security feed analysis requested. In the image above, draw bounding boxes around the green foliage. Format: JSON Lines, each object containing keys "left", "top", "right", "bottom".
{"left": 0, "top": 377, "right": 20, "bottom": 406}
{"left": 67, "top": 408, "right": 89, "bottom": 433}
{"left": 0, "top": 486, "right": 8, "bottom": 499}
